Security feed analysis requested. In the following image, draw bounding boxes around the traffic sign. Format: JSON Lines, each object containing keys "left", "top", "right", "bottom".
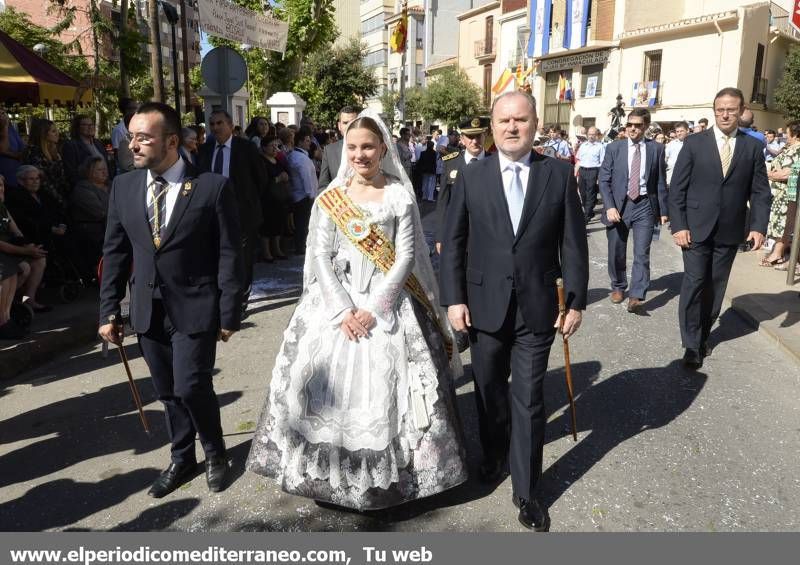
{"left": 200, "top": 46, "right": 247, "bottom": 113}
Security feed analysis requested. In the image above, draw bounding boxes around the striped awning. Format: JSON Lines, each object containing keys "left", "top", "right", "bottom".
{"left": 0, "top": 29, "right": 92, "bottom": 107}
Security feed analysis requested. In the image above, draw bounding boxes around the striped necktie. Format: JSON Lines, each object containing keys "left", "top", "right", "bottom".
{"left": 148, "top": 176, "right": 169, "bottom": 248}
{"left": 720, "top": 135, "right": 732, "bottom": 177}
{"left": 628, "top": 143, "right": 641, "bottom": 201}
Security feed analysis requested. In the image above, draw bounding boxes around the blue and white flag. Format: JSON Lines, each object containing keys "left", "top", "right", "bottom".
{"left": 564, "top": 0, "right": 590, "bottom": 50}
{"left": 527, "top": 0, "right": 553, "bottom": 58}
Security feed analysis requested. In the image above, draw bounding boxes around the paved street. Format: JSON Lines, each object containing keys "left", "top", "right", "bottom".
{"left": 1, "top": 203, "right": 799, "bottom": 532}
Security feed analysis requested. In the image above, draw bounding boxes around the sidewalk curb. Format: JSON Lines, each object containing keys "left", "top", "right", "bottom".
{"left": 726, "top": 296, "right": 800, "bottom": 364}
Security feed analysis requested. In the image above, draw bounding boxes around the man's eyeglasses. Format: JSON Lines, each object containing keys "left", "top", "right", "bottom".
{"left": 126, "top": 132, "right": 176, "bottom": 145}
{"left": 714, "top": 108, "right": 740, "bottom": 116}
{"left": 625, "top": 122, "right": 645, "bottom": 129}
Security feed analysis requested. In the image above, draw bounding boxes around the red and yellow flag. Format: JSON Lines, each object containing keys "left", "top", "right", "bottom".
{"left": 390, "top": 5, "right": 408, "bottom": 53}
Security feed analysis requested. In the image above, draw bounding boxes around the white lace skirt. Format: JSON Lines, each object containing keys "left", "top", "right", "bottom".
{"left": 246, "top": 283, "right": 468, "bottom": 510}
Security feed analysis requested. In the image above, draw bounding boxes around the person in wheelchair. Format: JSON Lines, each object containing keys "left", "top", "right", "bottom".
{"left": 0, "top": 174, "right": 48, "bottom": 339}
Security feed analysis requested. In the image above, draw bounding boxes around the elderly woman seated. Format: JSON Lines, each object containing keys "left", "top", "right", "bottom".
{"left": 0, "top": 174, "right": 49, "bottom": 339}
{"left": 6, "top": 165, "right": 68, "bottom": 251}
{"left": 69, "top": 156, "right": 109, "bottom": 278}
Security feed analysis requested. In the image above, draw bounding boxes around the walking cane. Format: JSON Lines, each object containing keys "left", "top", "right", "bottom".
{"left": 556, "top": 279, "right": 578, "bottom": 442}
{"left": 109, "top": 315, "right": 150, "bottom": 434}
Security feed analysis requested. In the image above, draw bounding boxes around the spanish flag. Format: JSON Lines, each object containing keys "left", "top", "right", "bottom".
{"left": 557, "top": 74, "right": 567, "bottom": 102}
{"left": 492, "top": 68, "right": 515, "bottom": 96}
{"left": 390, "top": 5, "right": 408, "bottom": 53}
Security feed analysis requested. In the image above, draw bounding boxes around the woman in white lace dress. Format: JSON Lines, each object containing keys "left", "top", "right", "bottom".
{"left": 246, "top": 112, "right": 467, "bottom": 511}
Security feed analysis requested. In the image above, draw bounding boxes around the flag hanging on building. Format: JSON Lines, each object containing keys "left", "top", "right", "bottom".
{"left": 563, "top": 0, "right": 591, "bottom": 50}
{"left": 492, "top": 68, "right": 516, "bottom": 96}
{"left": 390, "top": 4, "right": 408, "bottom": 53}
{"left": 515, "top": 62, "right": 532, "bottom": 88}
{"left": 527, "top": 0, "right": 553, "bottom": 58}
{"left": 557, "top": 74, "right": 567, "bottom": 102}
{"left": 564, "top": 78, "right": 575, "bottom": 108}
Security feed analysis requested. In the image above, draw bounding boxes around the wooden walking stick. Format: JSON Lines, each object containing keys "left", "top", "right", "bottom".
{"left": 109, "top": 315, "right": 150, "bottom": 434}
{"left": 556, "top": 279, "right": 578, "bottom": 442}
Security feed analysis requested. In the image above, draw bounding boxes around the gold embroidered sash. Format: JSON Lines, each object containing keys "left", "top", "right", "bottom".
{"left": 317, "top": 186, "right": 453, "bottom": 360}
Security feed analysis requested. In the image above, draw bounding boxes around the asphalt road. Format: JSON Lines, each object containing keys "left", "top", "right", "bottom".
{"left": 1, "top": 202, "right": 799, "bottom": 532}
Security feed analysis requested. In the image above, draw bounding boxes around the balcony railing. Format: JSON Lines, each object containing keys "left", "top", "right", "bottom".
{"left": 752, "top": 77, "right": 768, "bottom": 105}
{"left": 770, "top": 1, "right": 800, "bottom": 40}
{"left": 474, "top": 39, "right": 497, "bottom": 59}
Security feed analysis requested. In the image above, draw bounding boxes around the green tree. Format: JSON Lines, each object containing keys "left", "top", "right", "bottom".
{"left": 776, "top": 46, "right": 800, "bottom": 120}
{"left": 403, "top": 86, "right": 425, "bottom": 124}
{"left": 420, "top": 68, "right": 483, "bottom": 127}
{"left": 291, "top": 38, "right": 378, "bottom": 126}
{"left": 379, "top": 90, "right": 400, "bottom": 130}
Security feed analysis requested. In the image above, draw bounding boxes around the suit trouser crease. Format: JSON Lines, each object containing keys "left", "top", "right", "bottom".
{"left": 138, "top": 300, "right": 224, "bottom": 465}
{"left": 578, "top": 168, "right": 599, "bottom": 219}
{"left": 606, "top": 196, "right": 654, "bottom": 299}
{"left": 292, "top": 197, "right": 313, "bottom": 254}
{"left": 469, "top": 292, "right": 555, "bottom": 500}
{"left": 678, "top": 240, "right": 737, "bottom": 349}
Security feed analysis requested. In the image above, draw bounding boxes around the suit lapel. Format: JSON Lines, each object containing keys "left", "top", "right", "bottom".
{"left": 132, "top": 169, "right": 156, "bottom": 249}
{"left": 705, "top": 129, "right": 724, "bottom": 181}
{"left": 486, "top": 153, "right": 515, "bottom": 240}
{"left": 514, "top": 152, "right": 550, "bottom": 243}
{"left": 157, "top": 163, "right": 198, "bottom": 250}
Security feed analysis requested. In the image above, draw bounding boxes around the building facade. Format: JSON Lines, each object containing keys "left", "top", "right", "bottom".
{"left": 333, "top": 0, "right": 361, "bottom": 46}
{"left": 457, "top": 0, "right": 798, "bottom": 135}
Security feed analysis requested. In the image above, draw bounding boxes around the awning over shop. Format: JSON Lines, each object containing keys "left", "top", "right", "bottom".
{"left": 0, "top": 29, "right": 92, "bottom": 107}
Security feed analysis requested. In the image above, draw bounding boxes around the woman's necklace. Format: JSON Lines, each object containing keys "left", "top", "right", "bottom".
{"left": 351, "top": 170, "right": 382, "bottom": 186}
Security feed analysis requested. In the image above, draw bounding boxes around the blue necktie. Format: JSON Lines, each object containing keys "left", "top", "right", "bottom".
{"left": 507, "top": 163, "right": 524, "bottom": 235}
{"left": 213, "top": 144, "right": 224, "bottom": 175}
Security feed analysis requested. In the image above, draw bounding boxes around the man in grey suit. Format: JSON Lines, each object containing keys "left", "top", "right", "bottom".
{"left": 317, "top": 106, "right": 361, "bottom": 190}
{"left": 598, "top": 107, "right": 668, "bottom": 313}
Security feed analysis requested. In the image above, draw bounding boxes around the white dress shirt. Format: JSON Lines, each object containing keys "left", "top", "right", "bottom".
{"left": 145, "top": 157, "right": 186, "bottom": 226}
{"left": 576, "top": 141, "right": 605, "bottom": 168}
{"left": 498, "top": 151, "right": 532, "bottom": 199}
{"left": 464, "top": 150, "right": 485, "bottom": 165}
{"left": 713, "top": 127, "right": 738, "bottom": 158}
{"left": 211, "top": 135, "right": 233, "bottom": 178}
{"left": 627, "top": 138, "right": 648, "bottom": 195}
{"left": 665, "top": 139, "right": 684, "bottom": 184}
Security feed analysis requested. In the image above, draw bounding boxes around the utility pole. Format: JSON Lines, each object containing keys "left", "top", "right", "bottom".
{"left": 119, "top": 0, "right": 130, "bottom": 97}
{"left": 160, "top": 1, "right": 181, "bottom": 114}
{"left": 179, "top": 0, "right": 192, "bottom": 111}
{"left": 148, "top": 0, "right": 165, "bottom": 102}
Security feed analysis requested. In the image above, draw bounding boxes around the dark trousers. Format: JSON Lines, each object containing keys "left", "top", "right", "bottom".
{"left": 578, "top": 167, "right": 599, "bottom": 220}
{"left": 241, "top": 231, "right": 256, "bottom": 305}
{"left": 292, "top": 197, "right": 313, "bottom": 254}
{"left": 469, "top": 291, "right": 556, "bottom": 500}
{"left": 607, "top": 196, "right": 654, "bottom": 300}
{"left": 138, "top": 300, "right": 224, "bottom": 466}
{"left": 678, "top": 239, "right": 738, "bottom": 350}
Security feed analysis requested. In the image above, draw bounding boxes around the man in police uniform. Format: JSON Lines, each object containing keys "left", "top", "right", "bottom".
{"left": 435, "top": 116, "right": 491, "bottom": 254}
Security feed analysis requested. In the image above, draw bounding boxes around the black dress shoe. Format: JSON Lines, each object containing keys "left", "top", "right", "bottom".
{"left": 478, "top": 458, "right": 505, "bottom": 483}
{"left": 205, "top": 456, "right": 229, "bottom": 493}
{"left": 516, "top": 497, "right": 550, "bottom": 532}
{"left": 147, "top": 462, "right": 197, "bottom": 498}
{"left": 682, "top": 348, "right": 703, "bottom": 369}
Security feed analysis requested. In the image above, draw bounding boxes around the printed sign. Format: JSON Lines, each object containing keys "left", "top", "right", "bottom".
{"left": 197, "top": 0, "right": 288, "bottom": 54}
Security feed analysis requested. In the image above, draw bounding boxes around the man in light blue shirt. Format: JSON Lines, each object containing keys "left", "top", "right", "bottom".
{"left": 543, "top": 125, "right": 572, "bottom": 162}
{"left": 286, "top": 126, "right": 318, "bottom": 254}
{"left": 665, "top": 121, "right": 689, "bottom": 185}
{"left": 574, "top": 126, "right": 605, "bottom": 221}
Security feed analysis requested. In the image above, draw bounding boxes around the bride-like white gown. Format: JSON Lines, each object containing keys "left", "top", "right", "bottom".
{"left": 246, "top": 181, "right": 468, "bottom": 510}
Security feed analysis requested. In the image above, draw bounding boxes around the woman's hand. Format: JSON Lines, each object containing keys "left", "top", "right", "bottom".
{"left": 340, "top": 309, "right": 371, "bottom": 341}
{"left": 768, "top": 168, "right": 790, "bottom": 183}
{"left": 24, "top": 244, "right": 47, "bottom": 259}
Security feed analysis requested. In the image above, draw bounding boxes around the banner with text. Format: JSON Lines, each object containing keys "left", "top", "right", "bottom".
{"left": 197, "top": 0, "right": 288, "bottom": 54}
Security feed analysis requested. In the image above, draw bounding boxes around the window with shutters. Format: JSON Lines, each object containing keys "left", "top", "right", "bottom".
{"left": 643, "top": 50, "right": 662, "bottom": 83}
{"left": 483, "top": 65, "right": 493, "bottom": 108}
{"left": 580, "top": 64, "right": 603, "bottom": 97}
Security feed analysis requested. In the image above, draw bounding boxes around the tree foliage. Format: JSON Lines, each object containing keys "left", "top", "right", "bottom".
{"left": 419, "top": 68, "right": 483, "bottom": 127}
{"left": 776, "top": 46, "right": 800, "bottom": 120}
{"left": 379, "top": 90, "right": 400, "bottom": 130}
{"left": 292, "top": 38, "right": 378, "bottom": 126}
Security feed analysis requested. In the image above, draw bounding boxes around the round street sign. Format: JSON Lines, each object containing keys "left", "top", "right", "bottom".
{"left": 201, "top": 46, "right": 248, "bottom": 95}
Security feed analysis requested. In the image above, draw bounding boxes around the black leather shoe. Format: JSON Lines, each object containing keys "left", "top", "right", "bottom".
{"left": 147, "top": 462, "right": 197, "bottom": 498}
{"left": 516, "top": 497, "right": 550, "bottom": 532}
{"left": 682, "top": 348, "right": 703, "bottom": 370}
{"left": 205, "top": 456, "right": 229, "bottom": 493}
{"left": 478, "top": 458, "right": 505, "bottom": 483}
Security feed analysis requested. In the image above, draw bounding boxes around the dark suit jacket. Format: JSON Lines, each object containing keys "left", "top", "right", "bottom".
{"left": 198, "top": 136, "right": 264, "bottom": 236}
{"left": 439, "top": 151, "right": 589, "bottom": 334}
{"left": 668, "top": 129, "right": 771, "bottom": 245}
{"left": 99, "top": 164, "right": 243, "bottom": 335}
{"left": 5, "top": 187, "right": 65, "bottom": 248}
{"left": 318, "top": 139, "right": 343, "bottom": 191}
{"left": 598, "top": 139, "right": 667, "bottom": 226}
{"left": 62, "top": 138, "right": 115, "bottom": 187}
{"left": 435, "top": 150, "right": 491, "bottom": 243}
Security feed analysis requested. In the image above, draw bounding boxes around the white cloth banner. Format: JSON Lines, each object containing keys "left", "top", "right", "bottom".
{"left": 197, "top": 0, "right": 289, "bottom": 54}
{"left": 527, "top": 0, "right": 552, "bottom": 58}
{"left": 564, "top": 0, "right": 590, "bottom": 50}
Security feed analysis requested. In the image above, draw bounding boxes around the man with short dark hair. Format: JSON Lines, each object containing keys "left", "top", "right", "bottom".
{"left": 286, "top": 125, "right": 317, "bottom": 254}
{"left": 318, "top": 106, "right": 362, "bottom": 190}
{"left": 598, "top": 107, "right": 668, "bottom": 313}
{"left": 99, "top": 102, "right": 243, "bottom": 498}
{"left": 198, "top": 110, "right": 264, "bottom": 314}
{"left": 665, "top": 121, "right": 689, "bottom": 185}
{"left": 669, "top": 87, "right": 771, "bottom": 369}
{"left": 697, "top": 118, "right": 709, "bottom": 131}
{"left": 111, "top": 98, "right": 139, "bottom": 162}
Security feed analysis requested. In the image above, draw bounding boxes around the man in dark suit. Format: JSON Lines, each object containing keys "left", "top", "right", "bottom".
{"left": 318, "top": 106, "right": 361, "bottom": 190}
{"left": 598, "top": 107, "right": 668, "bottom": 313}
{"left": 669, "top": 87, "right": 771, "bottom": 369}
{"left": 98, "top": 102, "right": 243, "bottom": 498}
{"left": 198, "top": 110, "right": 264, "bottom": 314}
{"left": 440, "top": 91, "right": 589, "bottom": 532}
{"left": 435, "top": 116, "right": 490, "bottom": 254}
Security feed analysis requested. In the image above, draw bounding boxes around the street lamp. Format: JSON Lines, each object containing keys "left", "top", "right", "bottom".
{"left": 159, "top": 1, "right": 182, "bottom": 114}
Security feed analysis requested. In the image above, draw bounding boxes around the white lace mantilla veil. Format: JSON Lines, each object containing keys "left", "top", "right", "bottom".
{"left": 301, "top": 108, "right": 462, "bottom": 377}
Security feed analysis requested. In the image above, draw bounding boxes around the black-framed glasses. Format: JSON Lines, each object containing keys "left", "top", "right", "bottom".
{"left": 625, "top": 122, "right": 645, "bottom": 129}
